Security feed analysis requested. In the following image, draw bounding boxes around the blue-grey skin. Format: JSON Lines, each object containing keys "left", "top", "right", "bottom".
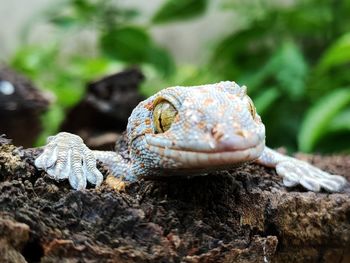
{"left": 35, "top": 82, "right": 347, "bottom": 192}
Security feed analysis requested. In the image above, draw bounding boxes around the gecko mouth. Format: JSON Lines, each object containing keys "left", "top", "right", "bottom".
{"left": 146, "top": 140, "right": 265, "bottom": 169}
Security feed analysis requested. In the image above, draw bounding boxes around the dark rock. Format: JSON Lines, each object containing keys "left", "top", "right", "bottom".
{"left": 0, "top": 66, "right": 50, "bottom": 147}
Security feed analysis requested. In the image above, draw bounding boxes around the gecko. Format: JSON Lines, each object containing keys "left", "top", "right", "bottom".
{"left": 35, "top": 81, "right": 347, "bottom": 192}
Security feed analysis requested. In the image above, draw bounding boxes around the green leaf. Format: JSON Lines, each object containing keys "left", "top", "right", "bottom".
{"left": 273, "top": 42, "right": 308, "bottom": 98}
{"left": 50, "top": 15, "right": 79, "bottom": 28}
{"left": 35, "top": 104, "right": 65, "bottom": 146}
{"left": 68, "top": 57, "right": 122, "bottom": 79}
{"left": 152, "top": 0, "right": 207, "bottom": 24}
{"left": 328, "top": 108, "right": 350, "bottom": 132}
{"left": 100, "top": 26, "right": 152, "bottom": 63}
{"left": 298, "top": 88, "right": 350, "bottom": 152}
{"left": 146, "top": 46, "right": 175, "bottom": 76}
{"left": 48, "top": 74, "right": 85, "bottom": 107}
{"left": 241, "top": 41, "right": 308, "bottom": 99}
{"left": 10, "top": 45, "right": 58, "bottom": 77}
{"left": 100, "top": 26, "right": 175, "bottom": 75}
{"left": 316, "top": 33, "right": 350, "bottom": 73}
{"left": 253, "top": 87, "right": 281, "bottom": 115}
{"left": 211, "top": 26, "right": 272, "bottom": 82}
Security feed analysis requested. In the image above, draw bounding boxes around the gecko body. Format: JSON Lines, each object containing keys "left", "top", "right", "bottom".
{"left": 35, "top": 82, "right": 347, "bottom": 192}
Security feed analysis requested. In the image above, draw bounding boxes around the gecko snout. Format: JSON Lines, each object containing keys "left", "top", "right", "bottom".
{"left": 211, "top": 124, "right": 247, "bottom": 140}
{"left": 211, "top": 124, "right": 257, "bottom": 151}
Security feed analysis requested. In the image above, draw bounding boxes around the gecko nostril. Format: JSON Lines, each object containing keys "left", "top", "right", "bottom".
{"left": 211, "top": 125, "right": 225, "bottom": 141}
{"left": 235, "top": 130, "right": 245, "bottom": 138}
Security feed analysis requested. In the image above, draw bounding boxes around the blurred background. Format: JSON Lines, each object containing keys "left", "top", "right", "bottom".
{"left": 0, "top": 0, "right": 350, "bottom": 153}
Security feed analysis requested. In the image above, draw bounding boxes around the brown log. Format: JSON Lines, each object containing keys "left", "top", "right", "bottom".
{"left": 0, "top": 135, "right": 349, "bottom": 263}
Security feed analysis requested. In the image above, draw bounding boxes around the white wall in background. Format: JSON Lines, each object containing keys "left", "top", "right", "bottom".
{"left": 0, "top": 0, "right": 235, "bottom": 64}
{"left": 0, "top": 0, "right": 49, "bottom": 60}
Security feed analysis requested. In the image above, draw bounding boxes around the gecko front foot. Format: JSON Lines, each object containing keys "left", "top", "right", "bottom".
{"left": 276, "top": 159, "right": 347, "bottom": 192}
{"left": 35, "top": 132, "right": 103, "bottom": 190}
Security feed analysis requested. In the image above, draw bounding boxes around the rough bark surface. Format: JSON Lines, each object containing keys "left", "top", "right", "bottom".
{"left": 0, "top": 135, "right": 349, "bottom": 263}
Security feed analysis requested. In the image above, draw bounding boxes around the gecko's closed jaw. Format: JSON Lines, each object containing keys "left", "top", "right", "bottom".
{"left": 145, "top": 136, "right": 265, "bottom": 169}
{"left": 144, "top": 125, "right": 265, "bottom": 169}
{"left": 145, "top": 129, "right": 263, "bottom": 153}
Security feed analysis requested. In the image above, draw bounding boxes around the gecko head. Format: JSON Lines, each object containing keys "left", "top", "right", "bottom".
{"left": 127, "top": 81, "right": 265, "bottom": 175}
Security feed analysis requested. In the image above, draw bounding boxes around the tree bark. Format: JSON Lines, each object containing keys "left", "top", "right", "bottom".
{"left": 0, "top": 135, "right": 349, "bottom": 263}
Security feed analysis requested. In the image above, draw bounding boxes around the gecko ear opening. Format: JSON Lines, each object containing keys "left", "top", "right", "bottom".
{"left": 153, "top": 99, "right": 178, "bottom": 133}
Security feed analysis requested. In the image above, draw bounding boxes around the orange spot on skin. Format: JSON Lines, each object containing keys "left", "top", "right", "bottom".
{"left": 174, "top": 115, "right": 180, "bottom": 123}
{"left": 227, "top": 94, "right": 237, "bottom": 100}
{"left": 140, "top": 163, "right": 145, "bottom": 168}
{"left": 144, "top": 128, "right": 153, "bottom": 134}
{"left": 144, "top": 101, "right": 154, "bottom": 110}
{"left": 145, "top": 118, "right": 151, "bottom": 126}
{"left": 204, "top": 98, "right": 214, "bottom": 106}
{"left": 217, "top": 107, "right": 226, "bottom": 117}
{"left": 183, "top": 120, "right": 190, "bottom": 130}
{"left": 158, "top": 148, "right": 164, "bottom": 155}
{"left": 236, "top": 105, "right": 242, "bottom": 112}
{"left": 198, "top": 121, "right": 206, "bottom": 130}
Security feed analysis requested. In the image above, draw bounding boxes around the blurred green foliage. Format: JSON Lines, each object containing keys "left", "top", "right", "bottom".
{"left": 152, "top": 0, "right": 208, "bottom": 23}
{"left": 9, "top": 0, "right": 350, "bottom": 153}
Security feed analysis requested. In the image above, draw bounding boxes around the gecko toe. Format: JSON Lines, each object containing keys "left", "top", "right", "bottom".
{"left": 282, "top": 177, "right": 299, "bottom": 187}
{"left": 35, "top": 143, "right": 56, "bottom": 169}
{"left": 299, "top": 177, "right": 321, "bottom": 192}
{"left": 83, "top": 165, "right": 103, "bottom": 186}
{"left": 82, "top": 146, "right": 103, "bottom": 186}
{"left": 68, "top": 149, "right": 86, "bottom": 190}
{"left": 44, "top": 146, "right": 58, "bottom": 168}
{"left": 318, "top": 175, "right": 347, "bottom": 192}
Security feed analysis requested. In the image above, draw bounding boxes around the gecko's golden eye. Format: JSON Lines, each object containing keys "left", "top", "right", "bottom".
{"left": 153, "top": 100, "right": 177, "bottom": 133}
{"left": 247, "top": 97, "right": 256, "bottom": 118}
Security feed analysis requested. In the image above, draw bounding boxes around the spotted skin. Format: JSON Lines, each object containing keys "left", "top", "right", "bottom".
{"left": 35, "top": 81, "right": 347, "bottom": 192}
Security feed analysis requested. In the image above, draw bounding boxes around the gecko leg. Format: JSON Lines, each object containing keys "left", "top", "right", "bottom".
{"left": 92, "top": 150, "right": 134, "bottom": 181}
{"left": 91, "top": 150, "right": 134, "bottom": 191}
{"left": 255, "top": 147, "right": 347, "bottom": 192}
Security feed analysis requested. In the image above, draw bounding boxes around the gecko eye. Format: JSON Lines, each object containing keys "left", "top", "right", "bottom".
{"left": 247, "top": 97, "right": 256, "bottom": 118}
{"left": 153, "top": 100, "right": 177, "bottom": 133}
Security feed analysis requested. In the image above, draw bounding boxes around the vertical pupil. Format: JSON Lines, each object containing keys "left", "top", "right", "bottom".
{"left": 158, "top": 114, "right": 164, "bottom": 132}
